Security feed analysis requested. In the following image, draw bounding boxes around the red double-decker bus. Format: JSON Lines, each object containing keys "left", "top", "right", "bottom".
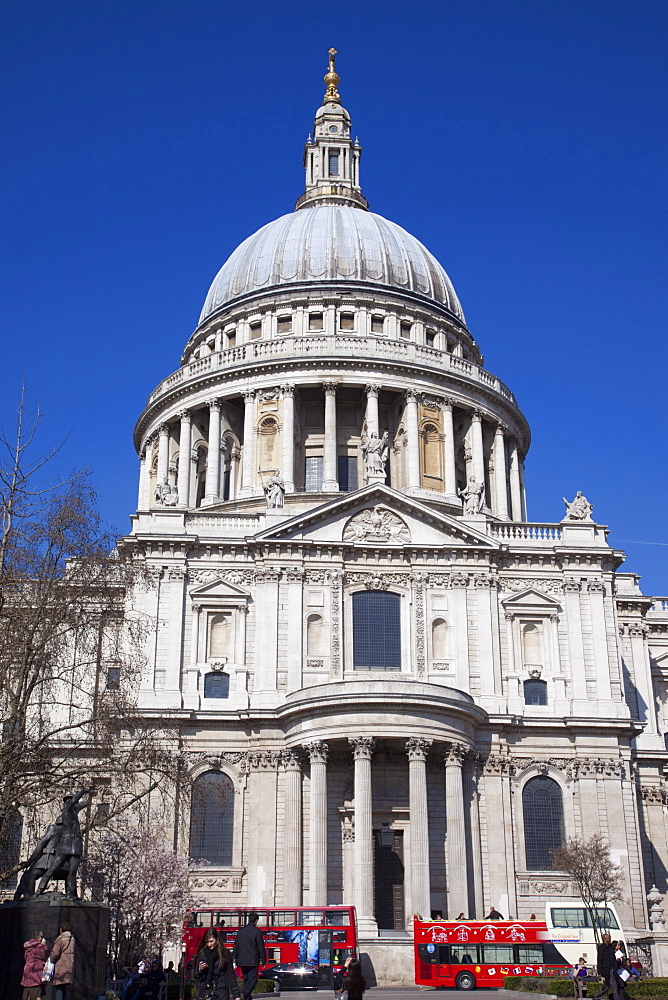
{"left": 183, "top": 906, "right": 357, "bottom": 980}
{"left": 414, "top": 917, "right": 570, "bottom": 991}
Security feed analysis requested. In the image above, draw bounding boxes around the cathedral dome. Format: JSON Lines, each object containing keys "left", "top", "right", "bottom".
{"left": 198, "top": 205, "right": 465, "bottom": 325}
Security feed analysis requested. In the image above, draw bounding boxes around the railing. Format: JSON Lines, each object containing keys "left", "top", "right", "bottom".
{"left": 650, "top": 597, "right": 668, "bottom": 612}
{"left": 488, "top": 522, "right": 563, "bottom": 544}
{"left": 187, "top": 514, "right": 260, "bottom": 533}
{"left": 146, "top": 334, "right": 518, "bottom": 407}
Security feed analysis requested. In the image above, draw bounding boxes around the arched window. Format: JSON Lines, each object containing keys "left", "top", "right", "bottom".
{"left": 352, "top": 591, "right": 401, "bottom": 671}
{"left": 524, "top": 679, "right": 548, "bottom": 706}
{"left": 523, "top": 776, "right": 564, "bottom": 870}
{"left": 189, "top": 770, "right": 234, "bottom": 865}
{"left": 431, "top": 618, "right": 449, "bottom": 659}
{"left": 259, "top": 417, "right": 278, "bottom": 469}
{"left": 307, "top": 614, "right": 326, "bottom": 657}
{"left": 208, "top": 613, "right": 232, "bottom": 660}
{"left": 204, "top": 672, "right": 230, "bottom": 699}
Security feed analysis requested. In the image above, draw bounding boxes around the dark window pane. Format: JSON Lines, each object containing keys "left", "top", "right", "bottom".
{"left": 189, "top": 770, "right": 234, "bottom": 865}
{"left": 338, "top": 455, "right": 358, "bottom": 492}
{"left": 516, "top": 946, "right": 544, "bottom": 963}
{"left": 480, "top": 946, "right": 513, "bottom": 964}
{"left": 524, "top": 679, "right": 548, "bottom": 705}
{"left": 204, "top": 672, "right": 230, "bottom": 699}
{"left": 523, "top": 776, "right": 564, "bottom": 869}
{"left": 353, "top": 591, "right": 401, "bottom": 671}
{"left": 305, "top": 456, "right": 323, "bottom": 490}
{"left": 329, "top": 153, "right": 339, "bottom": 176}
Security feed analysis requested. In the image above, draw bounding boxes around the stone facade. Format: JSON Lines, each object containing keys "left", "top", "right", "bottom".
{"left": 113, "top": 55, "right": 668, "bottom": 980}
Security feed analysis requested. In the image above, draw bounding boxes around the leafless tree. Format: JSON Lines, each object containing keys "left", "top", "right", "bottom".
{"left": 0, "top": 390, "right": 186, "bottom": 884}
{"left": 551, "top": 834, "right": 625, "bottom": 942}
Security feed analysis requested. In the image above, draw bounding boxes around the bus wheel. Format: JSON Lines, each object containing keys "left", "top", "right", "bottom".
{"left": 455, "top": 971, "right": 476, "bottom": 991}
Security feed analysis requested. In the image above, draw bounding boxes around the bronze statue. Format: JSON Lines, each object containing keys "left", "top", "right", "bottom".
{"left": 15, "top": 788, "right": 90, "bottom": 899}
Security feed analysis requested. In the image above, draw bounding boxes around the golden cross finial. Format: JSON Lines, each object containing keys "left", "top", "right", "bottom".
{"left": 323, "top": 46, "right": 341, "bottom": 103}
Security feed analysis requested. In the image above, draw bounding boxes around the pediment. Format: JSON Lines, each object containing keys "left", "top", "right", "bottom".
{"left": 255, "top": 485, "right": 499, "bottom": 548}
{"left": 502, "top": 588, "right": 562, "bottom": 613}
{"left": 189, "top": 577, "right": 251, "bottom": 603}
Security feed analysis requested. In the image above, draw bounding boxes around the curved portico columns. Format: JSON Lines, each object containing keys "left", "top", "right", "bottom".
{"left": 493, "top": 423, "right": 509, "bottom": 520}
{"left": 406, "top": 737, "right": 433, "bottom": 922}
{"left": 157, "top": 423, "right": 170, "bottom": 487}
{"left": 441, "top": 398, "right": 457, "bottom": 497}
{"left": 508, "top": 439, "right": 523, "bottom": 521}
{"left": 283, "top": 750, "right": 303, "bottom": 905}
{"left": 138, "top": 446, "right": 150, "bottom": 509}
{"left": 240, "top": 390, "right": 256, "bottom": 496}
{"left": 204, "top": 400, "right": 221, "bottom": 504}
{"left": 281, "top": 385, "right": 296, "bottom": 493}
{"left": 469, "top": 410, "right": 485, "bottom": 487}
{"left": 323, "top": 383, "right": 338, "bottom": 491}
{"left": 306, "top": 741, "right": 329, "bottom": 905}
{"left": 349, "top": 736, "right": 377, "bottom": 933}
{"left": 177, "top": 412, "right": 192, "bottom": 508}
{"left": 405, "top": 391, "right": 421, "bottom": 490}
{"left": 365, "top": 384, "right": 380, "bottom": 438}
{"left": 444, "top": 742, "right": 469, "bottom": 918}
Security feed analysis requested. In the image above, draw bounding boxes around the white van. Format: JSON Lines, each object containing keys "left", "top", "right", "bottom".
{"left": 544, "top": 902, "right": 624, "bottom": 967}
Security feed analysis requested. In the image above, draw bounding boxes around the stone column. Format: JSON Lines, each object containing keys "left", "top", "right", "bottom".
{"left": 464, "top": 761, "right": 484, "bottom": 919}
{"left": 240, "top": 390, "right": 256, "bottom": 496}
{"left": 283, "top": 750, "right": 303, "bottom": 905}
{"left": 518, "top": 454, "right": 528, "bottom": 520}
{"left": 405, "top": 390, "right": 421, "bottom": 490}
{"left": 157, "top": 423, "right": 170, "bottom": 487}
{"left": 175, "top": 412, "right": 191, "bottom": 508}
{"left": 138, "top": 446, "right": 149, "bottom": 509}
{"left": 349, "top": 736, "right": 377, "bottom": 933}
{"left": 306, "top": 741, "right": 329, "bottom": 905}
{"left": 281, "top": 385, "right": 296, "bottom": 493}
{"left": 469, "top": 410, "right": 485, "bottom": 486}
{"left": 322, "top": 383, "right": 338, "bottom": 490}
{"left": 204, "top": 400, "right": 221, "bottom": 503}
{"left": 493, "top": 423, "right": 509, "bottom": 520}
{"left": 508, "top": 439, "right": 523, "bottom": 521}
{"left": 365, "top": 384, "right": 380, "bottom": 437}
{"left": 407, "top": 737, "right": 433, "bottom": 922}
{"left": 441, "top": 398, "right": 457, "bottom": 497}
{"left": 444, "top": 742, "right": 469, "bottom": 918}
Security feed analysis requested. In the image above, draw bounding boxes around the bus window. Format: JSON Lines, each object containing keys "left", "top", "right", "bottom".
{"left": 271, "top": 911, "right": 297, "bottom": 927}
{"left": 460, "top": 952, "right": 474, "bottom": 965}
{"left": 551, "top": 908, "right": 588, "bottom": 928}
{"left": 300, "top": 910, "right": 325, "bottom": 926}
{"left": 438, "top": 945, "right": 452, "bottom": 964}
{"left": 516, "top": 945, "right": 543, "bottom": 964}
{"left": 326, "top": 910, "right": 350, "bottom": 926}
{"left": 593, "top": 908, "right": 619, "bottom": 930}
{"left": 213, "top": 912, "right": 238, "bottom": 927}
{"left": 480, "top": 946, "right": 513, "bottom": 964}
{"left": 193, "top": 912, "right": 211, "bottom": 928}
{"left": 241, "top": 911, "right": 268, "bottom": 926}
{"left": 267, "top": 948, "right": 281, "bottom": 964}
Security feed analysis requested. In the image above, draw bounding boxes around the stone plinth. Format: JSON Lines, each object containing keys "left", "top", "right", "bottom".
{"left": 0, "top": 894, "right": 109, "bottom": 1000}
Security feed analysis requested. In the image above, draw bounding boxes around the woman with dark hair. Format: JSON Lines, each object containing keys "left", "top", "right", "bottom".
{"left": 342, "top": 958, "right": 366, "bottom": 1000}
{"left": 194, "top": 929, "right": 241, "bottom": 1000}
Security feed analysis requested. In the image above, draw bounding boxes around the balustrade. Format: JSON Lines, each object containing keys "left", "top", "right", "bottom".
{"left": 488, "top": 522, "right": 562, "bottom": 544}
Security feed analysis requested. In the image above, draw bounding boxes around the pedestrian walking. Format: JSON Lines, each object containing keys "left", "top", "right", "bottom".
{"left": 49, "top": 921, "right": 75, "bottom": 1000}
{"left": 592, "top": 933, "right": 624, "bottom": 1000}
{"left": 20, "top": 931, "right": 49, "bottom": 1000}
{"left": 195, "top": 929, "right": 241, "bottom": 1000}
{"left": 233, "top": 912, "right": 266, "bottom": 1000}
{"left": 341, "top": 958, "right": 366, "bottom": 1000}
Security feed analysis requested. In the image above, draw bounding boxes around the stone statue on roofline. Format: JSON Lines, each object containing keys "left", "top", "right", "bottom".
{"left": 562, "top": 491, "right": 593, "bottom": 521}
{"left": 264, "top": 470, "right": 285, "bottom": 509}
{"left": 362, "top": 430, "right": 389, "bottom": 479}
{"left": 458, "top": 476, "right": 485, "bottom": 515}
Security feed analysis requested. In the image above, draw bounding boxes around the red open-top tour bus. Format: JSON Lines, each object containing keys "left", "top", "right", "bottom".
{"left": 183, "top": 906, "right": 357, "bottom": 981}
{"left": 414, "top": 917, "right": 571, "bottom": 991}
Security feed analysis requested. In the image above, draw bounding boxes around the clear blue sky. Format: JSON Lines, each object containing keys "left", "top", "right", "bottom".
{"left": 1, "top": 1, "right": 666, "bottom": 594}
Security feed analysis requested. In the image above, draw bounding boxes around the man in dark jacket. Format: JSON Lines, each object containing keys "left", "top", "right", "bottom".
{"left": 592, "top": 933, "right": 623, "bottom": 1000}
{"left": 233, "top": 912, "right": 266, "bottom": 1000}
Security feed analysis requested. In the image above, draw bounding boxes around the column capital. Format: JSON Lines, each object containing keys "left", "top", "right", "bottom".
{"left": 177, "top": 410, "right": 191, "bottom": 422}
{"left": 405, "top": 389, "right": 421, "bottom": 403}
{"left": 208, "top": 398, "right": 221, "bottom": 412}
{"left": 444, "top": 742, "right": 468, "bottom": 766}
{"left": 158, "top": 423, "right": 170, "bottom": 434}
{"left": 281, "top": 384, "right": 295, "bottom": 398}
{"left": 323, "top": 381, "right": 337, "bottom": 396}
{"left": 243, "top": 389, "right": 256, "bottom": 403}
{"left": 349, "top": 736, "right": 376, "bottom": 760}
{"left": 365, "top": 384, "right": 380, "bottom": 398}
{"left": 406, "top": 736, "right": 433, "bottom": 762}
{"left": 281, "top": 749, "right": 302, "bottom": 771}
{"left": 470, "top": 409, "right": 483, "bottom": 423}
{"left": 304, "top": 740, "right": 329, "bottom": 764}
{"left": 440, "top": 396, "right": 454, "bottom": 411}
{"left": 494, "top": 421, "right": 508, "bottom": 435}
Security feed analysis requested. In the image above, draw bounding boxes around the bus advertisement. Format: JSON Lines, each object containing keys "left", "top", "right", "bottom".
{"left": 414, "top": 917, "right": 571, "bottom": 991}
{"left": 183, "top": 906, "right": 357, "bottom": 983}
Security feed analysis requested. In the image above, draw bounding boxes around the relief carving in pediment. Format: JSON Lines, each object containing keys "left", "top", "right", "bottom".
{"left": 343, "top": 506, "right": 410, "bottom": 544}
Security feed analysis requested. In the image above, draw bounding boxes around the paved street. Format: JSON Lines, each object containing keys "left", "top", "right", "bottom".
{"left": 271, "top": 990, "right": 553, "bottom": 1000}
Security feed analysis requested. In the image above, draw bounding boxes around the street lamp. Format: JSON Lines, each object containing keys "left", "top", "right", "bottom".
{"left": 179, "top": 941, "right": 187, "bottom": 1000}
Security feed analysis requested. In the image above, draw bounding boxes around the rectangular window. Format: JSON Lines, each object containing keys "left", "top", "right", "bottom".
{"left": 329, "top": 152, "right": 339, "bottom": 176}
{"left": 449, "top": 946, "right": 479, "bottom": 965}
{"left": 515, "top": 946, "right": 544, "bottom": 964}
{"left": 309, "top": 312, "right": 323, "bottom": 331}
{"left": 338, "top": 455, "right": 358, "bottom": 491}
{"left": 339, "top": 312, "right": 354, "bottom": 331}
{"left": 226, "top": 331, "right": 236, "bottom": 348}
{"left": 400, "top": 321, "right": 411, "bottom": 339}
{"left": 371, "top": 315, "right": 384, "bottom": 334}
{"left": 250, "top": 322, "right": 262, "bottom": 339}
{"left": 299, "top": 909, "right": 325, "bottom": 926}
{"left": 277, "top": 316, "right": 292, "bottom": 334}
{"left": 425, "top": 329, "right": 436, "bottom": 347}
{"left": 305, "top": 456, "right": 323, "bottom": 491}
{"left": 268, "top": 911, "right": 297, "bottom": 927}
{"left": 353, "top": 591, "right": 401, "bottom": 671}
{"left": 480, "top": 946, "right": 513, "bottom": 964}
{"left": 550, "top": 907, "right": 589, "bottom": 928}
{"left": 106, "top": 665, "right": 121, "bottom": 690}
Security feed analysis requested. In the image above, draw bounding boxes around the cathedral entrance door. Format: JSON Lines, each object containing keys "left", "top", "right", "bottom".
{"left": 373, "top": 829, "right": 405, "bottom": 930}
